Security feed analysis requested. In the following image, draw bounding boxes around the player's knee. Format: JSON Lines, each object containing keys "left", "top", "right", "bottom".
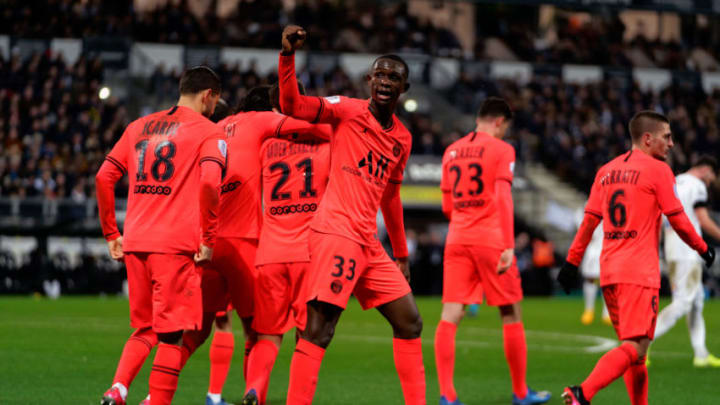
{"left": 305, "top": 324, "right": 335, "bottom": 348}
{"left": 394, "top": 312, "right": 423, "bottom": 339}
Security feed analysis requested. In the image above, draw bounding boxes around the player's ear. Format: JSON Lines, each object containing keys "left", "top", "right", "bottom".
{"left": 403, "top": 81, "right": 410, "bottom": 93}
{"left": 495, "top": 116, "right": 504, "bottom": 128}
{"left": 365, "top": 73, "right": 372, "bottom": 83}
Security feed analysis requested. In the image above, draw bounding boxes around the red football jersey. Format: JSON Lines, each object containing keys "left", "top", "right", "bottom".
{"left": 305, "top": 96, "right": 411, "bottom": 246}
{"left": 441, "top": 131, "right": 515, "bottom": 248}
{"left": 255, "top": 136, "right": 331, "bottom": 265}
{"left": 216, "top": 111, "right": 321, "bottom": 239}
{"left": 106, "top": 106, "right": 226, "bottom": 253}
{"left": 584, "top": 149, "right": 684, "bottom": 288}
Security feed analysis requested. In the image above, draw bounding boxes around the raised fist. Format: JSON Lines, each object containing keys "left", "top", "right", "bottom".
{"left": 282, "top": 25, "right": 306, "bottom": 54}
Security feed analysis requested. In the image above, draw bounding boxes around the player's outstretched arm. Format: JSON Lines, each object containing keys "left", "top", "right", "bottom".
{"left": 96, "top": 159, "right": 126, "bottom": 261}
{"left": 196, "top": 160, "right": 222, "bottom": 264}
{"left": 558, "top": 212, "right": 602, "bottom": 293}
{"left": 267, "top": 116, "right": 332, "bottom": 142}
{"left": 381, "top": 182, "right": 410, "bottom": 281}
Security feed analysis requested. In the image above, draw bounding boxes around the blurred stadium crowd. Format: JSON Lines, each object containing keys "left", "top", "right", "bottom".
{"left": 1, "top": 0, "right": 719, "bottom": 296}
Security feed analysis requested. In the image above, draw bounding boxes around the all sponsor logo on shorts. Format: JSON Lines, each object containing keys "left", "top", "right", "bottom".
{"left": 269, "top": 203, "right": 318, "bottom": 216}
{"left": 134, "top": 184, "right": 172, "bottom": 195}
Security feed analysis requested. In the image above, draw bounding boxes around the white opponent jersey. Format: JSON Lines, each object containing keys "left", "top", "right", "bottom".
{"left": 664, "top": 173, "right": 706, "bottom": 262}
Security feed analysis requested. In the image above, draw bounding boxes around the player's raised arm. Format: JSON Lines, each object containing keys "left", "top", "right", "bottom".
{"left": 96, "top": 131, "right": 130, "bottom": 261}
{"left": 278, "top": 25, "right": 324, "bottom": 121}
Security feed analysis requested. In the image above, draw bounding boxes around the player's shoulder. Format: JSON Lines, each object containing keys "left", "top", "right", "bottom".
{"left": 488, "top": 136, "right": 515, "bottom": 155}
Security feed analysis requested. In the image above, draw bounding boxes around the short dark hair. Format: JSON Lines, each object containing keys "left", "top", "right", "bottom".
{"left": 238, "top": 85, "right": 273, "bottom": 112}
{"left": 179, "top": 66, "right": 221, "bottom": 95}
{"left": 269, "top": 81, "right": 305, "bottom": 112}
{"left": 209, "top": 99, "right": 230, "bottom": 123}
{"left": 694, "top": 154, "right": 719, "bottom": 172}
{"left": 373, "top": 54, "right": 409, "bottom": 78}
{"left": 477, "top": 97, "right": 513, "bottom": 121}
{"left": 628, "top": 111, "right": 669, "bottom": 142}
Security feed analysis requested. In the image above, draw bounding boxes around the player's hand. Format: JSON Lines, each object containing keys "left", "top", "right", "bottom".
{"left": 194, "top": 244, "right": 213, "bottom": 264}
{"left": 107, "top": 236, "right": 124, "bottom": 262}
{"left": 282, "top": 25, "right": 306, "bottom": 54}
{"left": 557, "top": 261, "right": 579, "bottom": 295}
{"left": 497, "top": 248, "right": 514, "bottom": 274}
{"left": 701, "top": 247, "right": 716, "bottom": 268}
{"left": 396, "top": 256, "right": 410, "bottom": 282}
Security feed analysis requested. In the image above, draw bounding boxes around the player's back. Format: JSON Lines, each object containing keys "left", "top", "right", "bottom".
{"left": 216, "top": 110, "right": 297, "bottom": 239}
{"left": 442, "top": 131, "right": 515, "bottom": 249}
{"left": 590, "top": 150, "right": 681, "bottom": 287}
{"left": 116, "top": 106, "right": 226, "bottom": 253}
{"left": 256, "top": 137, "right": 331, "bottom": 265}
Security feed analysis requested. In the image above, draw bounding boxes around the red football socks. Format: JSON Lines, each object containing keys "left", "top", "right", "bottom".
{"left": 113, "top": 328, "right": 158, "bottom": 388}
{"left": 581, "top": 342, "right": 638, "bottom": 400}
{"left": 623, "top": 357, "right": 648, "bottom": 405}
{"left": 503, "top": 322, "right": 528, "bottom": 399}
{"left": 208, "top": 331, "right": 235, "bottom": 394}
{"left": 434, "top": 320, "right": 458, "bottom": 401}
{"left": 245, "top": 339, "right": 280, "bottom": 402}
{"left": 244, "top": 337, "right": 257, "bottom": 381}
{"left": 393, "top": 337, "right": 426, "bottom": 405}
{"left": 149, "top": 343, "right": 183, "bottom": 405}
{"left": 286, "top": 338, "right": 325, "bottom": 405}
{"left": 180, "top": 333, "right": 201, "bottom": 368}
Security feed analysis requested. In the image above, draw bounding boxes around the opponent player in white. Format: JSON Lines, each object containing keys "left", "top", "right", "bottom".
{"left": 574, "top": 209, "right": 610, "bottom": 325}
{"left": 655, "top": 155, "right": 720, "bottom": 367}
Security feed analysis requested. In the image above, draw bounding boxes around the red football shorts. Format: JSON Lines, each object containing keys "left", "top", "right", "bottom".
{"left": 125, "top": 252, "right": 202, "bottom": 333}
{"left": 602, "top": 283, "right": 659, "bottom": 340}
{"left": 202, "top": 237, "right": 257, "bottom": 318}
{"left": 253, "top": 262, "right": 309, "bottom": 335}
{"left": 305, "top": 230, "right": 411, "bottom": 310}
{"left": 442, "top": 244, "right": 523, "bottom": 306}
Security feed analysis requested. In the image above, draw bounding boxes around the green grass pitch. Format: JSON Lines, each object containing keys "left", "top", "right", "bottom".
{"left": 1, "top": 296, "right": 718, "bottom": 404}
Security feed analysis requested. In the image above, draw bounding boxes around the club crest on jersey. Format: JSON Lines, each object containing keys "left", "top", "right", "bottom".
{"left": 218, "top": 139, "right": 227, "bottom": 158}
{"left": 331, "top": 280, "right": 343, "bottom": 294}
{"left": 393, "top": 141, "right": 402, "bottom": 157}
{"left": 324, "top": 95, "right": 341, "bottom": 104}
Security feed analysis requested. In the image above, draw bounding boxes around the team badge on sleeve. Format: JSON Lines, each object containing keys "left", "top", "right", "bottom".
{"left": 324, "top": 95, "right": 341, "bottom": 104}
{"left": 218, "top": 139, "right": 228, "bottom": 158}
{"left": 510, "top": 162, "right": 515, "bottom": 173}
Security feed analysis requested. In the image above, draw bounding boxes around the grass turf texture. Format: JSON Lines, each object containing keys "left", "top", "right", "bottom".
{"left": 1, "top": 296, "right": 718, "bottom": 404}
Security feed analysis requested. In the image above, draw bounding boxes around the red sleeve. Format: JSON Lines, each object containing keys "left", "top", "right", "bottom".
{"left": 270, "top": 114, "right": 332, "bottom": 141}
{"left": 496, "top": 144, "right": 515, "bottom": 183}
{"left": 566, "top": 213, "right": 602, "bottom": 266}
{"left": 199, "top": 160, "right": 222, "bottom": 248}
{"left": 495, "top": 180, "right": 514, "bottom": 249}
{"left": 95, "top": 159, "right": 125, "bottom": 241}
{"left": 441, "top": 191, "right": 452, "bottom": 220}
{"left": 381, "top": 182, "right": 409, "bottom": 258}
{"left": 654, "top": 164, "right": 684, "bottom": 216}
{"left": 584, "top": 171, "right": 604, "bottom": 218}
{"left": 199, "top": 131, "right": 227, "bottom": 170}
{"left": 278, "top": 53, "right": 351, "bottom": 125}
{"left": 105, "top": 127, "right": 130, "bottom": 174}
{"left": 667, "top": 211, "right": 708, "bottom": 254}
